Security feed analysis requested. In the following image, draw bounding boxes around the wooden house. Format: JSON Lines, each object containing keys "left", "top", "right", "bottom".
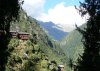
{"left": 58, "top": 65, "right": 64, "bottom": 71}
{"left": 18, "top": 32, "right": 30, "bottom": 41}
{"left": 0, "top": 30, "right": 30, "bottom": 41}
{"left": 10, "top": 31, "right": 18, "bottom": 38}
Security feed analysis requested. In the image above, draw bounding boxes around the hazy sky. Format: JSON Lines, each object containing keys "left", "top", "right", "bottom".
{"left": 22, "top": 0, "right": 87, "bottom": 32}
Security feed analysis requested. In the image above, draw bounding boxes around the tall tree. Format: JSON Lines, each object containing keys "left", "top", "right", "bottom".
{"left": 0, "top": 0, "right": 21, "bottom": 70}
{"left": 74, "top": 0, "right": 100, "bottom": 71}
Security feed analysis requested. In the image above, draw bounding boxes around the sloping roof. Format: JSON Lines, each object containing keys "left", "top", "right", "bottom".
{"left": 18, "top": 32, "right": 30, "bottom": 35}
{"left": 10, "top": 31, "right": 17, "bottom": 32}
{"left": 58, "top": 65, "right": 64, "bottom": 68}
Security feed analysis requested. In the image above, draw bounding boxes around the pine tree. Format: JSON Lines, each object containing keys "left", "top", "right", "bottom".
{"left": 0, "top": 0, "right": 21, "bottom": 70}
{"left": 75, "top": 0, "right": 100, "bottom": 71}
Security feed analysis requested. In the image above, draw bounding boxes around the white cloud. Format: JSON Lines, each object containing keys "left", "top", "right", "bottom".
{"left": 22, "top": 1, "right": 88, "bottom": 32}
{"left": 22, "top": 0, "right": 45, "bottom": 18}
{"left": 38, "top": 2, "right": 87, "bottom": 32}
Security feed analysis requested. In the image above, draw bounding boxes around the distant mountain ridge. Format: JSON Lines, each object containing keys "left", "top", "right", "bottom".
{"left": 60, "top": 24, "right": 86, "bottom": 61}
{"left": 38, "top": 21, "right": 68, "bottom": 41}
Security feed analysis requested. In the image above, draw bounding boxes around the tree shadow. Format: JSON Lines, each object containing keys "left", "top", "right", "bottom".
{"left": 0, "top": 0, "right": 21, "bottom": 70}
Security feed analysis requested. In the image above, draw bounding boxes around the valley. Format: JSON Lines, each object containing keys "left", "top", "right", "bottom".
{"left": 6, "top": 9, "right": 71, "bottom": 71}
{"left": 1, "top": 0, "right": 100, "bottom": 71}
{"left": 37, "top": 21, "right": 68, "bottom": 41}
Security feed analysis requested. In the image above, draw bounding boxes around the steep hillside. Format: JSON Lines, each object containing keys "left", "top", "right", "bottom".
{"left": 6, "top": 38, "right": 58, "bottom": 71}
{"left": 60, "top": 24, "right": 86, "bottom": 62}
{"left": 6, "top": 10, "right": 69, "bottom": 71}
{"left": 38, "top": 21, "right": 68, "bottom": 41}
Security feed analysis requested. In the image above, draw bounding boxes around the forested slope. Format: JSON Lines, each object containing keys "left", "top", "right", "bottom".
{"left": 5, "top": 9, "right": 68, "bottom": 71}
{"left": 60, "top": 24, "right": 86, "bottom": 62}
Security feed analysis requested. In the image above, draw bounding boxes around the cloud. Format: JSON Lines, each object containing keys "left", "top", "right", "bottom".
{"left": 37, "top": 2, "right": 87, "bottom": 32}
{"left": 22, "top": 1, "right": 87, "bottom": 32}
{"left": 22, "top": 0, "right": 45, "bottom": 18}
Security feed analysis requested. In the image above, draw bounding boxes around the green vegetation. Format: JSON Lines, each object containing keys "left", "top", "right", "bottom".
{"left": 5, "top": 9, "right": 69, "bottom": 71}
{"left": 6, "top": 39, "right": 58, "bottom": 71}
{"left": 75, "top": 0, "right": 100, "bottom": 71}
{"left": 59, "top": 24, "right": 87, "bottom": 71}
{"left": 2, "top": 1, "right": 100, "bottom": 71}
{"left": 60, "top": 24, "right": 86, "bottom": 61}
{"left": 0, "top": 0, "right": 20, "bottom": 70}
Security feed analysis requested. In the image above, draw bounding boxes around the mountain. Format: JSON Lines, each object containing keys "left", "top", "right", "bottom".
{"left": 38, "top": 21, "right": 68, "bottom": 41}
{"left": 60, "top": 24, "right": 86, "bottom": 62}
{"left": 5, "top": 9, "right": 70, "bottom": 71}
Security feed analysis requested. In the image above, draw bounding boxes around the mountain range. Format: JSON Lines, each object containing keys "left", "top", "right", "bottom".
{"left": 7, "top": 9, "right": 70, "bottom": 71}
{"left": 38, "top": 20, "right": 86, "bottom": 69}
{"left": 38, "top": 20, "right": 85, "bottom": 63}
{"left": 5, "top": 7, "right": 87, "bottom": 71}
{"left": 60, "top": 24, "right": 86, "bottom": 62}
{"left": 37, "top": 21, "right": 68, "bottom": 41}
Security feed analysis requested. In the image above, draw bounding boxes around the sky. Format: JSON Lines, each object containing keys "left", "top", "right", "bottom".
{"left": 22, "top": 0, "right": 88, "bottom": 32}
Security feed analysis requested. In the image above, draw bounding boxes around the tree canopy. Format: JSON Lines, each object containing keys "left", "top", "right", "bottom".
{"left": 75, "top": 0, "right": 100, "bottom": 71}
{"left": 0, "top": 0, "right": 21, "bottom": 70}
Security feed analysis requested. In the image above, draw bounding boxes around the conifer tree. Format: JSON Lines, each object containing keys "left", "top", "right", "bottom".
{"left": 0, "top": 0, "right": 21, "bottom": 70}
{"left": 75, "top": 0, "right": 100, "bottom": 71}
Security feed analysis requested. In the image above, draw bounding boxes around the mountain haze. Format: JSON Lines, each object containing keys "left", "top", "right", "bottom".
{"left": 38, "top": 21, "right": 68, "bottom": 41}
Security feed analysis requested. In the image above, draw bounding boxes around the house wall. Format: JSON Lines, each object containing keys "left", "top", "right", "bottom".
{"left": 18, "top": 34, "right": 29, "bottom": 40}
{"left": 9, "top": 31, "right": 30, "bottom": 41}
